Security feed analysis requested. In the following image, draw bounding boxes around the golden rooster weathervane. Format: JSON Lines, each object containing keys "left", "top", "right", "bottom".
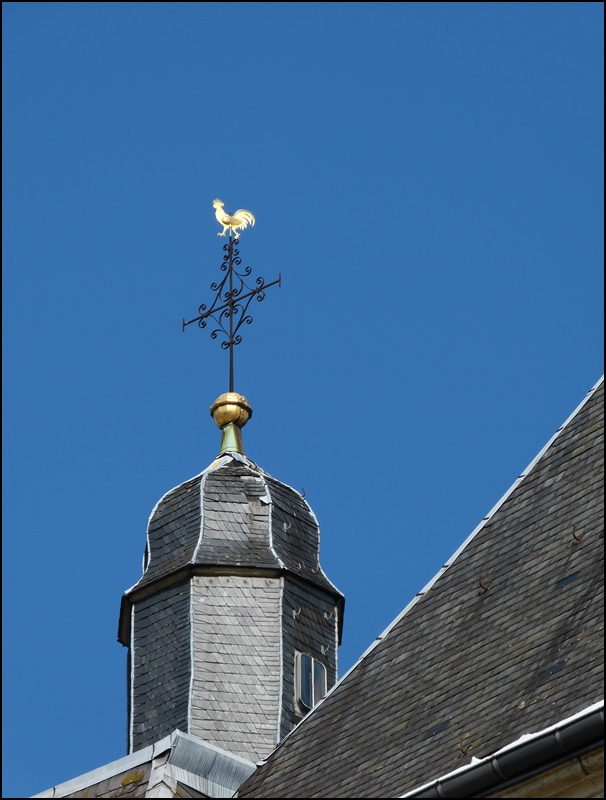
{"left": 183, "top": 199, "right": 280, "bottom": 395}
{"left": 212, "top": 199, "right": 255, "bottom": 237}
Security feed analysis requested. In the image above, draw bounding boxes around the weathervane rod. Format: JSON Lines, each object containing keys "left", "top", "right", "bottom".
{"left": 183, "top": 199, "right": 281, "bottom": 395}
{"left": 228, "top": 232, "right": 234, "bottom": 392}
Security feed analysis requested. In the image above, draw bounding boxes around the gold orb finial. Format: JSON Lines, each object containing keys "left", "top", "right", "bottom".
{"left": 210, "top": 393, "right": 252, "bottom": 455}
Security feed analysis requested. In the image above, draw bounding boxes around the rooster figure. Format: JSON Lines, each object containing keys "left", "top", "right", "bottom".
{"left": 212, "top": 199, "right": 256, "bottom": 237}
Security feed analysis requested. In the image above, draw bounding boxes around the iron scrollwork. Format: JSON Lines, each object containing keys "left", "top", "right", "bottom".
{"left": 183, "top": 234, "right": 280, "bottom": 392}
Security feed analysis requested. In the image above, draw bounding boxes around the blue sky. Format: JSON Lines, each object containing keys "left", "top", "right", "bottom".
{"left": 2, "top": 2, "right": 603, "bottom": 796}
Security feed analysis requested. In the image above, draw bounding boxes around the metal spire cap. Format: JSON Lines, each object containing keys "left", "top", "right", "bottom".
{"left": 210, "top": 392, "right": 252, "bottom": 456}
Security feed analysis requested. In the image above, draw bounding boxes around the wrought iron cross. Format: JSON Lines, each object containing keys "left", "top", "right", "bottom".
{"left": 183, "top": 233, "right": 281, "bottom": 392}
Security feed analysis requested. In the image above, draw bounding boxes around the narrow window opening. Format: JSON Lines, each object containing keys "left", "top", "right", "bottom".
{"left": 142, "top": 544, "right": 150, "bottom": 573}
{"left": 313, "top": 658, "right": 326, "bottom": 705}
{"left": 296, "top": 651, "right": 327, "bottom": 712}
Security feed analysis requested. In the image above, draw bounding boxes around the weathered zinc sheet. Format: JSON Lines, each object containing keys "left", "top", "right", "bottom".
{"left": 132, "top": 583, "right": 191, "bottom": 752}
{"left": 239, "top": 380, "right": 604, "bottom": 798}
{"left": 190, "top": 574, "right": 282, "bottom": 762}
{"left": 280, "top": 579, "right": 339, "bottom": 739}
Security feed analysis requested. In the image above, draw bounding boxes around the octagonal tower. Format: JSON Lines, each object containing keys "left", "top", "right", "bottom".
{"left": 118, "top": 393, "right": 344, "bottom": 762}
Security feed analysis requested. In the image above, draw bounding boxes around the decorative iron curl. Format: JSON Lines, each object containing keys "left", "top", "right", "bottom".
{"left": 182, "top": 232, "right": 281, "bottom": 392}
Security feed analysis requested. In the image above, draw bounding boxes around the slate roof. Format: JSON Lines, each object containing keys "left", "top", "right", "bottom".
{"left": 239, "top": 377, "right": 604, "bottom": 798}
{"left": 119, "top": 454, "right": 344, "bottom": 644}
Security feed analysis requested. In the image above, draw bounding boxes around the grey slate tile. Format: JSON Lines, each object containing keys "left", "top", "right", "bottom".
{"left": 239, "top": 381, "right": 604, "bottom": 799}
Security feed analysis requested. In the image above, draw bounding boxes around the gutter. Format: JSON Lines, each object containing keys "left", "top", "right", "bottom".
{"left": 401, "top": 701, "right": 604, "bottom": 799}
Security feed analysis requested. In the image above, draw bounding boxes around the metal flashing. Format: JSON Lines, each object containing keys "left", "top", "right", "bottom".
{"left": 32, "top": 730, "right": 256, "bottom": 799}
{"left": 259, "top": 471, "right": 286, "bottom": 569}
{"left": 31, "top": 736, "right": 168, "bottom": 798}
{"left": 167, "top": 730, "right": 256, "bottom": 797}
{"left": 333, "top": 602, "right": 339, "bottom": 680}
{"left": 129, "top": 602, "right": 135, "bottom": 753}
{"left": 127, "top": 456, "right": 232, "bottom": 595}
{"left": 119, "top": 560, "right": 344, "bottom": 647}
{"left": 187, "top": 578, "right": 194, "bottom": 735}
{"left": 138, "top": 470, "right": 206, "bottom": 587}
{"left": 191, "top": 470, "right": 210, "bottom": 565}
{"left": 276, "top": 576, "right": 285, "bottom": 744}
{"left": 277, "top": 476, "right": 344, "bottom": 599}
{"left": 261, "top": 467, "right": 345, "bottom": 643}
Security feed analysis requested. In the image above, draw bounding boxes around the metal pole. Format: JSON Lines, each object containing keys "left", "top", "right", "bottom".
{"left": 229, "top": 233, "right": 234, "bottom": 392}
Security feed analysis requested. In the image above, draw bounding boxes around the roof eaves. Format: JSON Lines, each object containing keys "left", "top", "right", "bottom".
{"left": 30, "top": 732, "right": 174, "bottom": 798}
{"left": 31, "top": 730, "right": 256, "bottom": 799}
{"left": 400, "top": 700, "right": 604, "bottom": 799}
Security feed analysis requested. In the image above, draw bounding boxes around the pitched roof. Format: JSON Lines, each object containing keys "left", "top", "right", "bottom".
{"left": 32, "top": 730, "right": 256, "bottom": 798}
{"left": 402, "top": 700, "right": 604, "bottom": 798}
{"left": 239, "top": 377, "right": 604, "bottom": 798}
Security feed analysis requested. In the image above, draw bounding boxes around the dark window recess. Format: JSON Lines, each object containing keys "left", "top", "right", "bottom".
{"left": 554, "top": 573, "right": 579, "bottom": 590}
{"left": 296, "top": 652, "right": 327, "bottom": 711}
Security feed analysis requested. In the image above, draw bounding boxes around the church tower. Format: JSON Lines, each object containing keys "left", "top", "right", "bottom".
{"left": 118, "top": 217, "right": 344, "bottom": 763}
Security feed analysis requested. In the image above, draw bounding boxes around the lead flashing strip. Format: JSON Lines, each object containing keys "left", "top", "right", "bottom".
{"left": 192, "top": 470, "right": 210, "bottom": 565}
{"left": 256, "top": 376, "right": 604, "bottom": 760}
{"left": 187, "top": 580, "right": 194, "bottom": 735}
{"left": 129, "top": 603, "right": 135, "bottom": 753}
{"left": 259, "top": 471, "right": 286, "bottom": 569}
{"left": 276, "top": 576, "right": 285, "bottom": 744}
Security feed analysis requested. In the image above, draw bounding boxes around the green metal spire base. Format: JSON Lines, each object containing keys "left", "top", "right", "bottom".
{"left": 218, "top": 421, "right": 245, "bottom": 456}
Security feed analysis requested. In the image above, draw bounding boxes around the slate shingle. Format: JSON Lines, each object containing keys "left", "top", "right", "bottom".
{"left": 127, "top": 458, "right": 343, "bottom": 600}
{"left": 239, "top": 380, "right": 604, "bottom": 799}
{"left": 131, "top": 583, "right": 191, "bottom": 752}
{"left": 124, "top": 453, "right": 344, "bottom": 757}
